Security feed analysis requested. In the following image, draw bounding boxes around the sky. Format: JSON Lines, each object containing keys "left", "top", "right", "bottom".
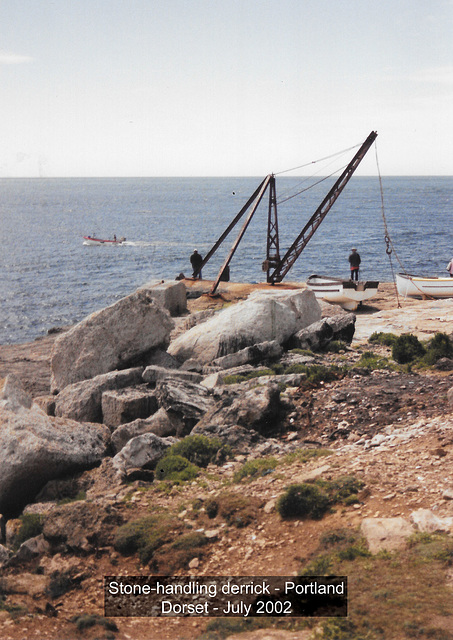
{"left": 1, "top": 0, "right": 452, "bottom": 177}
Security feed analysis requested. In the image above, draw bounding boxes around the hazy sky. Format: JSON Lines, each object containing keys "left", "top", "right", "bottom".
{"left": 1, "top": 0, "right": 452, "bottom": 177}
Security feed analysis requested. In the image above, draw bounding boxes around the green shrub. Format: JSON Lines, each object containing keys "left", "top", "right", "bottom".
{"left": 154, "top": 531, "right": 211, "bottom": 571}
{"left": 233, "top": 457, "right": 278, "bottom": 482}
{"left": 326, "top": 475, "right": 365, "bottom": 503}
{"left": 299, "top": 554, "right": 333, "bottom": 576}
{"left": 356, "top": 351, "right": 396, "bottom": 371}
{"left": 315, "top": 618, "right": 370, "bottom": 639}
{"left": 70, "top": 614, "right": 118, "bottom": 633}
{"left": 113, "top": 514, "right": 176, "bottom": 564}
{"left": 304, "top": 364, "right": 347, "bottom": 385}
{"left": 165, "top": 435, "right": 230, "bottom": 467}
{"left": 13, "top": 513, "right": 44, "bottom": 550}
{"left": 154, "top": 455, "right": 199, "bottom": 482}
{"left": 277, "top": 483, "right": 331, "bottom": 519}
{"left": 369, "top": 331, "right": 398, "bottom": 347}
{"left": 392, "top": 333, "right": 425, "bottom": 364}
{"left": 204, "top": 498, "right": 219, "bottom": 519}
{"left": 324, "top": 340, "right": 348, "bottom": 353}
{"left": 217, "top": 493, "right": 260, "bottom": 528}
{"left": 422, "top": 332, "right": 453, "bottom": 365}
{"left": 278, "top": 476, "right": 364, "bottom": 521}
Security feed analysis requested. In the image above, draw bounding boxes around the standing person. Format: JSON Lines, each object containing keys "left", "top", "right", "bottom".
{"left": 190, "top": 249, "right": 203, "bottom": 279}
{"left": 348, "top": 248, "right": 361, "bottom": 281}
{"left": 447, "top": 256, "right": 453, "bottom": 277}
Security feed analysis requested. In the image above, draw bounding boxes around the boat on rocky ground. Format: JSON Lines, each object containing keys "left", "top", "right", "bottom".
{"left": 306, "top": 274, "right": 380, "bottom": 311}
{"left": 83, "top": 236, "right": 126, "bottom": 246}
{"left": 396, "top": 273, "right": 453, "bottom": 299}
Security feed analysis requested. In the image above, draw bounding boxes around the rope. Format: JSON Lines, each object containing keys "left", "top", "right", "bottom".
{"left": 375, "top": 143, "right": 436, "bottom": 303}
{"left": 276, "top": 163, "right": 350, "bottom": 205}
{"left": 374, "top": 143, "right": 402, "bottom": 308}
{"left": 274, "top": 142, "right": 361, "bottom": 176}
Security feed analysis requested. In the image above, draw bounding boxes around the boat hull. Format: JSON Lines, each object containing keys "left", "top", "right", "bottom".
{"left": 396, "top": 273, "right": 453, "bottom": 298}
{"left": 306, "top": 275, "right": 379, "bottom": 311}
{"left": 83, "top": 236, "right": 125, "bottom": 246}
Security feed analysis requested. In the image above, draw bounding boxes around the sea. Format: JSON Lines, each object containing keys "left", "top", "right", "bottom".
{"left": 1, "top": 176, "right": 452, "bottom": 345}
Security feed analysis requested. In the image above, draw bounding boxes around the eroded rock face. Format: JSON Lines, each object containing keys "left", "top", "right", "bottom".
{"left": 247, "top": 288, "right": 321, "bottom": 331}
{"left": 50, "top": 290, "right": 174, "bottom": 391}
{"left": 0, "top": 376, "right": 110, "bottom": 517}
{"left": 290, "top": 313, "right": 356, "bottom": 350}
{"left": 210, "top": 340, "right": 283, "bottom": 370}
{"left": 111, "top": 408, "right": 184, "bottom": 453}
{"left": 42, "top": 502, "right": 123, "bottom": 553}
{"left": 138, "top": 280, "right": 187, "bottom": 316}
{"left": 155, "top": 378, "right": 216, "bottom": 431}
{"left": 167, "top": 296, "right": 301, "bottom": 364}
{"left": 112, "top": 433, "right": 176, "bottom": 477}
{"left": 101, "top": 385, "right": 158, "bottom": 428}
{"left": 194, "top": 383, "right": 281, "bottom": 436}
{"left": 360, "top": 517, "right": 415, "bottom": 554}
{"left": 54, "top": 368, "right": 144, "bottom": 423}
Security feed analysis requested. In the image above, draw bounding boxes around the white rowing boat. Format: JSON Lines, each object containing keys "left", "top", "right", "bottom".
{"left": 396, "top": 273, "right": 453, "bottom": 299}
{"left": 306, "top": 274, "right": 379, "bottom": 311}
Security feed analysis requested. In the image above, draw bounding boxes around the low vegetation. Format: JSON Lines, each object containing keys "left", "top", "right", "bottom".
{"left": 154, "top": 454, "right": 199, "bottom": 482}
{"left": 164, "top": 434, "right": 230, "bottom": 467}
{"left": 277, "top": 476, "right": 364, "bottom": 520}
{"left": 297, "top": 530, "right": 453, "bottom": 639}
{"left": 12, "top": 513, "right": 44, "bottom": 551}
{"left": 369, "top": 331, "right": 453, "bottom": 368}
{"left": 233, "top": 456, "right": 278, "bottom": 482}
{"left": 113, "top": 513, "right": 179, "bottom": 565}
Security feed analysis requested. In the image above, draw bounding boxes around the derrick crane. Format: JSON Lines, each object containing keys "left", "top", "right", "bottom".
{"left": 193, "top": 131, "right": 377, "bottom": 294}
{"left": 268, "top": 130, "right": 377, "bottom": 283}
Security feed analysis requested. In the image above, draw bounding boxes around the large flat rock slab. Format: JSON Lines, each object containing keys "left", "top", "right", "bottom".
{"left": 51, "top": 290, "right": 174, "bottom": 391}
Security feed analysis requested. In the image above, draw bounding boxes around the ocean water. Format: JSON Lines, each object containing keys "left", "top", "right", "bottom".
{"left": 0, "top": 176, "right": 452, "bottom": 345}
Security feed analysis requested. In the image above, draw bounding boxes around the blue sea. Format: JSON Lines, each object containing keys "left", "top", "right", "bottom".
{"left": 1, "top": 176, "right": 452, "bottom": 345}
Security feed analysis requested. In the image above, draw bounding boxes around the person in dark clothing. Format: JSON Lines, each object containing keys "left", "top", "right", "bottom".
{"left": 348, "top": 248, "right": 361, "bottom": 281}
{"left": 190, "top": 249, "right": 203, "bottom": 279}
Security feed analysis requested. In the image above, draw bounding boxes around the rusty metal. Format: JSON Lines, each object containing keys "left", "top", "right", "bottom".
{"left": 264, "top": 175, "right": 280, "bottom": 282}
{"left": 209, "top": 174, "right": 272, "bottom": 295}
{"left": 192, "top": 176, "right": 270, "bottom": 279}
{"left": 268, "top": 131, "right": 378, "bottom": 284}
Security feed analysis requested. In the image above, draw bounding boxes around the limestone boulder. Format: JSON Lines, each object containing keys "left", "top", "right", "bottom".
{"left": 54, "top": 367, "right": 144, "bottom": 423}
{"left": 210, "top": 340, "right": 283, "bottom": 370}
{"left": 0, "top": 544, "right": 11, "bottom": 566}
{"left": 290, "top": 313, "right": 356, "bottom": 350}
{"left": 155, "top": 378, "right": 216, "bottom": 432}
{"left": 101, "top": 385, "right": 158, "bottom": 428}
{"left": 142, "top": 365, "right": 203, "bottom": 385}
{"left": 191, "top": 423, "right": 264, "bottom": 453}
{"left": 167, "top": 295, "right": 300, "bottom": 364}
{"left": 360, "top": 517, "right": 415, "bottom": 554}
{"left": 111, "top": 408, "right": 184, "bottom": 453}
{"left": 51, "top": 290, "right": 174, "bottom": 391}
{"left": 138, "top": 280, "right": 187, "bottom": 316}
{"left": 0, "top": 376, "right": 110, "bottom": 517}
{"left": 112, "top": 433, "right": 176, "bottom": 477}
{"left": 248, "top": 288, "right": 321, "bottom": 331}
{"left": 194, "top": 383, "right": 281, "bottom": 436}
{"left": 410, "top": 508, "right": 453, "bottom": 534}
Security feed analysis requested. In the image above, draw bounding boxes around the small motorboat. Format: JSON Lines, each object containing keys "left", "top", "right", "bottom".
{"left": 396, "top": 273, "right": 453, "bottom": 299}
{"left": 83, "top": 236, "right": 126, "bottom": 246}
{"left": 306, "top": 274, "right": 379, "bottom": 311}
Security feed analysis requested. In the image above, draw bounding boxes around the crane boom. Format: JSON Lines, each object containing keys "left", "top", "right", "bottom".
{"left": 268, "top": 130, "right": 378, "bottom": 284}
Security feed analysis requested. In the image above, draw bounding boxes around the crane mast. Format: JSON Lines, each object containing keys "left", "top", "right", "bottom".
{"left": 268, "top": 130, "right": 377, "bottom": 283}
